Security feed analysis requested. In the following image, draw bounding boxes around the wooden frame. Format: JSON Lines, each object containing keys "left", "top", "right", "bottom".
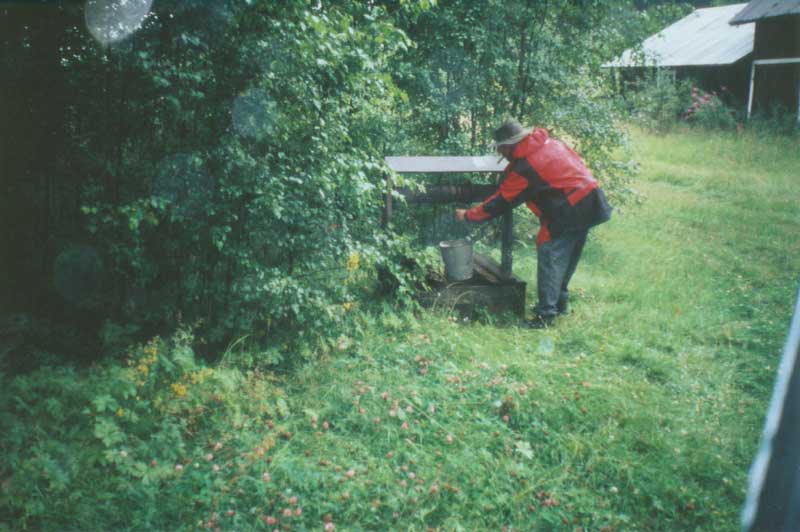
{"left": 383, "top": 157, "right": 516, "bottom": 278}
{"left": 746, "top": 57, "right": 800, "bottom": 123}
{"left": 383, "top": 156, "right": 527, "bottom": 317}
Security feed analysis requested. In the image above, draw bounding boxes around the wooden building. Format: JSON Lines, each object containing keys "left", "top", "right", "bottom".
{"left": 729, "top": 0, "right": 800, "bottom": 121}
{"left": 604, "top": 4, "right": 755, "bottom": 105}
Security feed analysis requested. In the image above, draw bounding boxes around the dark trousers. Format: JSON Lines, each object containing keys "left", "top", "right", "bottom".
{"left": 533, "top": 229, "right": 588, "bottom": 318}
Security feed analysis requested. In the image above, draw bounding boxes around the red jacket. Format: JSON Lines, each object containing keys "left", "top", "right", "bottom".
{"left": 466, "top": 128, "right": 612, "bottom": 246}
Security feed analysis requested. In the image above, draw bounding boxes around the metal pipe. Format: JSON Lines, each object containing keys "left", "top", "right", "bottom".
{"left": 753, "top": 58, "right": 800, "bottom": 66}
{"left": 748, "top": 61, "right": 756, "bottom": 120}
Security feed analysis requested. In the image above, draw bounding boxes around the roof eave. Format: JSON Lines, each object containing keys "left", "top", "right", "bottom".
{"left": 603, "top": 59, "right": 749, "bottom": 68}
{"left": 731, "top": 11, "right": 800, "bottom": 25}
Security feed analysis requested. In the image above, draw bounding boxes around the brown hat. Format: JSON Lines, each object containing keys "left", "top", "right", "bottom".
{"left": 490, "top": 119, "right": 533, "bottom": 148}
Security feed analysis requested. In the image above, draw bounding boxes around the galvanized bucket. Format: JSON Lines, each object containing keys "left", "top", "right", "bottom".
{"left": 439, "top": 239, "right": 473, "bottom": 282}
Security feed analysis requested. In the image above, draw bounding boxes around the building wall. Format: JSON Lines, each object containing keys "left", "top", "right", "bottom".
{"left": 751, "top": 15, "right": 800, "bottom": 117}
{"left": 678, "top": 58, "right": 752, "bottom": 105}
{"left": 753, "top": 16, "right": 800, "bottom": 59}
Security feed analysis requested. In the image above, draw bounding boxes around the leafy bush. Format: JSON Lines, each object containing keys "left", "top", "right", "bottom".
{"left": 682, "top": 87, "right": 740, "bottom": 130}
{"left": 0, "top": 327, "right": 288, "bottom": 530}
{"left": 59, "top": 3, "right": 423, "bottom": 351}
{"left": 626, "top": 71, "right": 693, "bottom": 132}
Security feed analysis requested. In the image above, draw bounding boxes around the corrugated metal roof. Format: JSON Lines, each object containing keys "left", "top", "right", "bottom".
{"left": 730, "top": 0, "right": 800, "bottom": 25}
{"left": 604, "top": 3, "right": 754, "bottom": 68}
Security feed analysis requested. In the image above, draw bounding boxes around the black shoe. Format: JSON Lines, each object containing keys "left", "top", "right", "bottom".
{"left": 522, "top": 315, "right": 555, "bottom": 329}
{"left": 530, "top": 304, "right": 569, "bottom": 317}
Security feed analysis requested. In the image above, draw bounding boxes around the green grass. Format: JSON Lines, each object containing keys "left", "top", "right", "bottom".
{"left": 2, "top": 126, "right": 799, "bottom": 531}
{"left": 270, "top": 126, "right": 799, "bottom": 530}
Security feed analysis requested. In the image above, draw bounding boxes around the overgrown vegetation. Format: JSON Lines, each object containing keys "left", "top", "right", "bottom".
{"left": 3, "top": 126, "right": 798, "bottom": 531}
{"left": 624, "top": 71, "right": 695, "bottom": 132}
{"left": 3, "top": 1, "right": 798, "bottom": 529}
{"left": 2, "top": 0, "right": 676, "bottom": 361}
{"left": 621, "top": 70, "right": 799, "bottom": 136}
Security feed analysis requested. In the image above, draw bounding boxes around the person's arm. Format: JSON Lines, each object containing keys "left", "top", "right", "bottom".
{"left": 456, "top": 171, "right": 528, "bottom": 223}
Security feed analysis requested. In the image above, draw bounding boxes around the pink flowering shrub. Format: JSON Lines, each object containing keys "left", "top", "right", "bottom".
{"left": 682, "top": 86, "right": 738, "bottom": 130}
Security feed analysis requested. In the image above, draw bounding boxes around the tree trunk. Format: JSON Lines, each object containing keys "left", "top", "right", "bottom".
{"left": 515, "top": 23, "right": 530, "bottom": 117}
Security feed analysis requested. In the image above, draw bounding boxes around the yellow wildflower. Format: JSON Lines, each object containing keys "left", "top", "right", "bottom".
{"left": 171, "top": 382, "right": 188, "bottom": 398}
{"left": 116, "top": 408, "right": 125, "bottom": 417}
{"left": 342, "top": 302, "right": 355, "bottom": 312}
{"left": 346, "top": 252, "right": 360, "bottom": 272}
{"left": 190, "top": 368, "right": 213, "bottom": 385}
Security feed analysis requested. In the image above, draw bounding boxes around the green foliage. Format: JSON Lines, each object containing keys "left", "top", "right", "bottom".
{"left": 0, "top": 327, "right": 288, "bottom": 530}
{"left": 625, "top": 70, "right": 694, "bottom": 132}
{"left": 0, "top": 0, "right": 650, "bottom": 358}
{"left": 391, "top": 0, "right": 639, "bottom": 205}
{"left": 3, "top": 0, "right": 666, "bottom": 363}
{"left": 624, "top": 72, "right": 799, "bottom": 136}
{"left": 51, "top": 2, "right": 424, "bottom": 349}
{"left": 371, "top": 233, "right": 444, "bottom": 301}
{"left": 749, "top": 102, "right": 800, "bottom": 137}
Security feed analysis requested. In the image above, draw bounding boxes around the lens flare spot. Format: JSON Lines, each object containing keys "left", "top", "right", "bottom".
{"left": 232, "top": 88, "right": 278, "bottom": 140}
{"left": 84, "top": 0, "right": 154, "bottom": 46}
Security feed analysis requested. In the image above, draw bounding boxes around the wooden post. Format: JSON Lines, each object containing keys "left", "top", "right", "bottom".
{"left": 501, "top": 211, "right": 513, "bottom": 277}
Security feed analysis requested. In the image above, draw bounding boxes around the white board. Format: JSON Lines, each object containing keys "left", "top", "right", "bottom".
{"left": 385, "top": 156, "right": 506, "bottom": 173}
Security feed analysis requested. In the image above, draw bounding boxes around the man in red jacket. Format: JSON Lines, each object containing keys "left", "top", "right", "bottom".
{"left": 455, "top": 119, "right": 612, "bottom": 328}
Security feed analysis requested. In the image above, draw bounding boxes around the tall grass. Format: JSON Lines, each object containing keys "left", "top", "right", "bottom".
{"left": 267, "top": 126, "right": 799, "bottom": 529}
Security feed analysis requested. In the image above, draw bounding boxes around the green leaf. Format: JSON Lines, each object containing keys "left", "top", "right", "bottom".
{"left": 514, "top": 440, "right": 533, "bottom": 460}
{"left": 94, "top": 417, "right": 125, "bottom": 447}
{"left": 92, "top": 395, "right": 117, "bottom": 414}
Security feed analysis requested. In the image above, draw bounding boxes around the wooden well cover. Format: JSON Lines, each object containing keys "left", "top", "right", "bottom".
{"left": 385, "top": 156, "right": 506, "bottom": 174}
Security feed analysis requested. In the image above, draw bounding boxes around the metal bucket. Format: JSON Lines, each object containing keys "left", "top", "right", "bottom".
{"left": 439, "top": 239, "right": 473, "bottom": 282}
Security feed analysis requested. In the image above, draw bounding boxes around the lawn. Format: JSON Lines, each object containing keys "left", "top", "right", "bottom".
{"left": 2, "top": 126, "right": 799, "bottom": 531}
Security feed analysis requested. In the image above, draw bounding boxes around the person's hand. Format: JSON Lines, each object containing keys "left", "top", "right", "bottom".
{"left": 454, "top": 209, "right": 467, "bottom": 221}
